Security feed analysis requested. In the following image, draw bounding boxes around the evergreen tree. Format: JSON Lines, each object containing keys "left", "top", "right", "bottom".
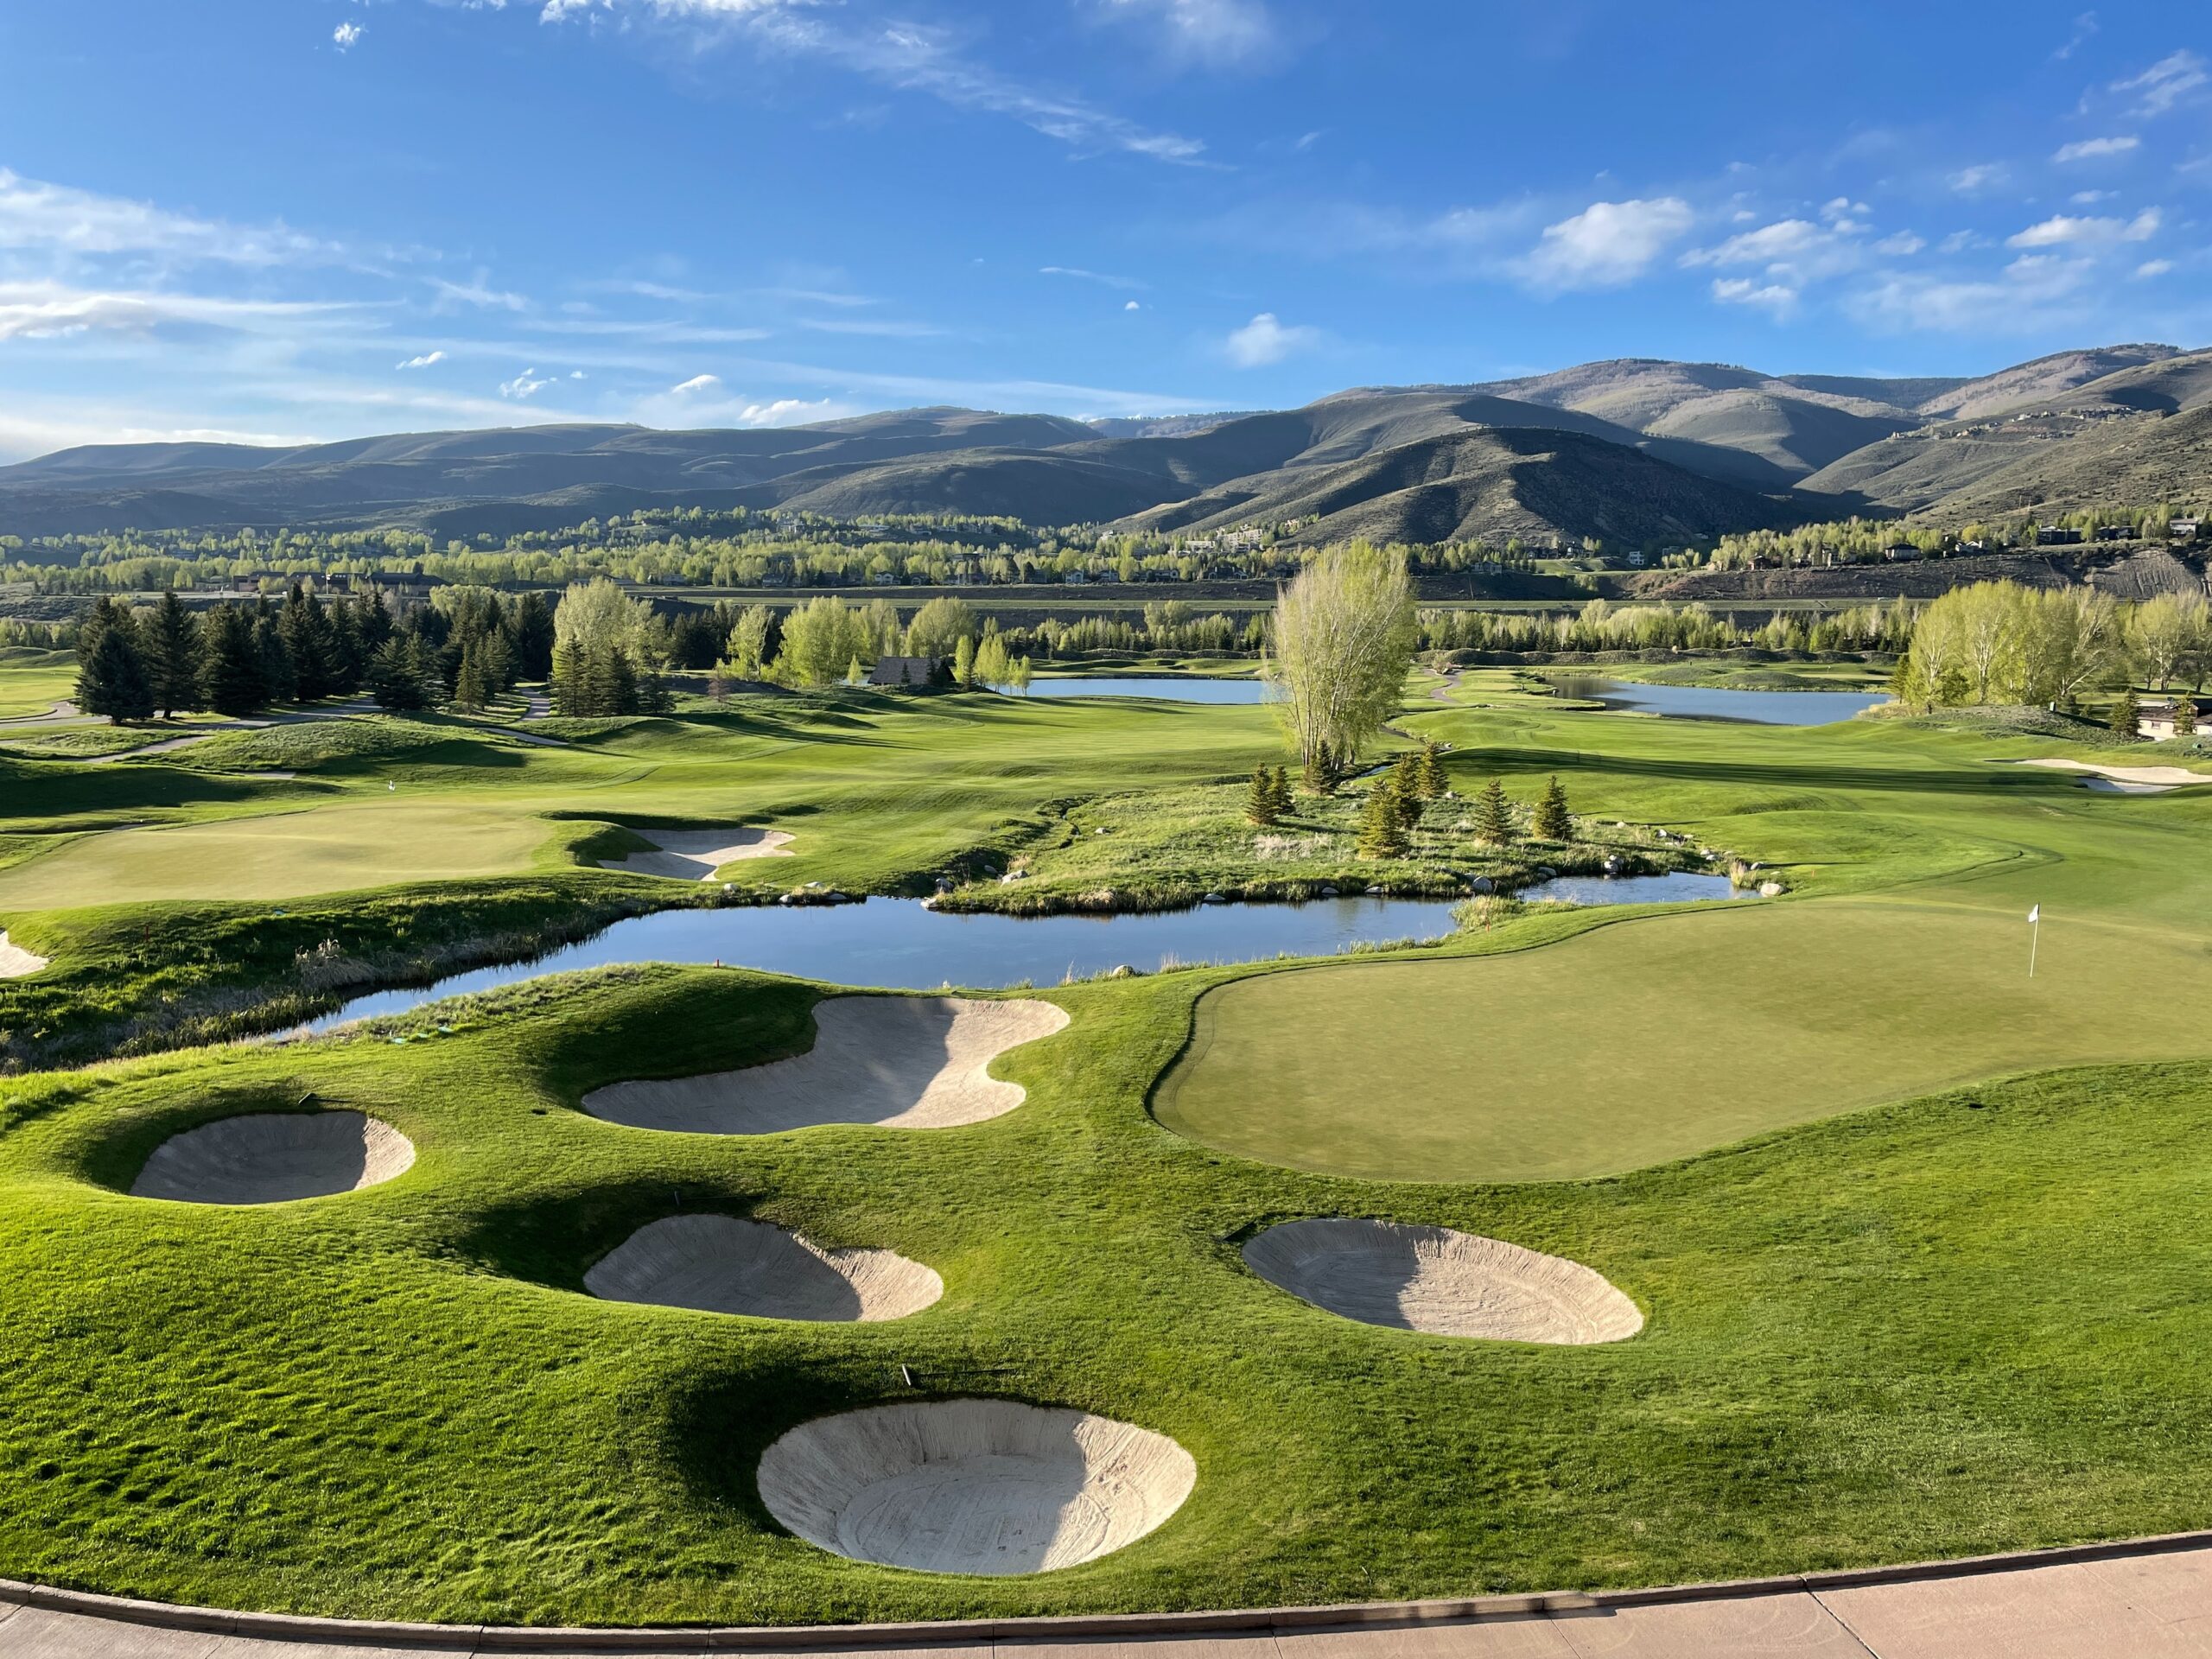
{"left": 1471, "top": 778, "right": 1515, "bottom": 846}
{"left": 142, "top": 592, "right": 201, "bottom": 717}
{"left": 1414, "top": 742, "right": 1447, "bottom": 799}
{"left": 253, "top": 611, "right": 296, "bottom": 704}
{"left": 369, "top": 638, "right": 439, "bottom": 711}
{"left": 77, "top": 609, "right": 154, "bottom": 723}
{"left": 1303, "top": 739, "right": 1341, "bottom": 795}
{"left": 2175, "top": 696, "right": 2198, "bottom": 738}
{"left": 1355, "top": 777, "right": 1409, "bottom": 858}
{"left": 1247, "top": 766, "right": 1281, "bottom": 826}
{"left": 550, "top": 639, "right": 583, "bottom": 716}
{"left": 358, "top": 588, "right": 396, "bottom": 655}
{"left": 1267, "top": 765, "right": 1294, "bottom": 817}
{"left": 2111, "top": 685, "right": 2142, "bottom": 740}
{"left": 604, "top": 645, "right": 639, "bottom": 715}
{"left": 199, "top": 605, "right": 268, "bottom": 716}
{"left": 512, "top": 590, "right": 556, "bottom": 681}
{"left": 1533, "top": 775, "right": 1572, "bottom": 841}
{"left": 279, "top": 584, "right": 337, "bottom": 700}
{"left": 1389, "top": 754, "right": 1425, "bottom": 831}
{"left": 452, "top": 639, "right": 489, "bottom": 713}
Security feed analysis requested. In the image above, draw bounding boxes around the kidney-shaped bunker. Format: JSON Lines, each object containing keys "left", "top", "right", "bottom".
{"left": 130, "top": 1111, "right": 415, "bottom": 1205}
{"left": 584, "top": 1215, "right": 942, "bottom": 1322}
{"left": 758, "top": 1399, "right": 1195, "bottom": 1576}
{"left": 1243, "top": 1217, "right": 1642, "bottom": 1344}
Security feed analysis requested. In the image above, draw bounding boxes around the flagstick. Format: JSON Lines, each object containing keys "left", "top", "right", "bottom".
{"left": 2029, "top": 913, "right": 2040, "bottom": 979}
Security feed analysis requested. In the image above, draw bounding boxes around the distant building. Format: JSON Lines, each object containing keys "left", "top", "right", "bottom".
{"left": 2171, "top": 519, "right": 2202, "bottom": 543}
{"left": 2094, "top": 525, "right": 2132, "bottom": 542}
{"left": 1884, "top": 543, "right": 1924, "bottom": 562}
{"left": 2137, "top": 700, "right": 2202, "bottom": 742}
{"left": 869, "top": 655, "right": 939, "bottom": 687}
{"left": 2037, "top": 525, "right": 2085, "bottom": 546}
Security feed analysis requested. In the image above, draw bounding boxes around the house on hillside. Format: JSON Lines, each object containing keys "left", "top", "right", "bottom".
{"left": 869, "top": 655, "right": 940, "bottom": 687}
{"left": 2095, "top": 525, "right": 2133, "bottom": 542}
{"left": 2037, "top": 525, "right": 2085, "bottom": 546}
{"left": 2138, "top": 700, "right": 2203, "bottom": 741}
{"left": 1884, "top": 543, "right": 1924, "bottom": 562}
{"left": 2171, "top": 519, "right": 2202, "bottom": 543}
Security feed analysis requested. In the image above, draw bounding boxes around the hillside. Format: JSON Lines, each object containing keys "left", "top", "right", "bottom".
{"left": 1116, "top": 427, "right": 1807, "bottom": 548}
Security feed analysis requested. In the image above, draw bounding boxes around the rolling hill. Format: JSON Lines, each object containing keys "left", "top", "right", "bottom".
{"left": 0, "top": 342, "right": 2202, "bottom": 546}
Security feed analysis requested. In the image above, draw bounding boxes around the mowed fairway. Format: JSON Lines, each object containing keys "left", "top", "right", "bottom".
{"left": 0, "top": 800, "right": 563, "bottom": 906}
{"left": 1159, "top": 888, "right": 2212, "bottom": 1180}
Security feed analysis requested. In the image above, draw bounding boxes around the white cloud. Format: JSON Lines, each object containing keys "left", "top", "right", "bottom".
{"left": 2071, "top": 189, "right": 2116, "bottom": 203}
{"left": 1710, "top": 277, "right": 1797, "bottom": 316}
{"left": 539, "top": 2, "right": 1209, "bottom": 163}
{"left": 333, "top": 20, "right": 365, "bottom": 49}
{"left": 1222, "top": 311, "right": 1315, "bottom": 367}
{"left": 1124, "top": 299, "right": 1141, "bottom": 311}
{"left": 396, "top": 350, "right": 447, "bottom": 369}
{"left": 1091, "top": 0, "right": 1280, "bottom": 69}
{"left": 2054, "top": 10, "right": 2099, "bottom": 60}
{"left": 2055, "top": 135, "right": 2140, "bottom": 162}
{"left": 1516, "top": 197, "right": 1694, "bottom": 291}
{"left": 1948, "top": 163, "right": 2005, "bottom": 193}
{"left": 0, "top": 280, "right": 349, "bottom": 341}
{"left": 671, "top": 373, "right": 723, "bottom": 395}
{"left": 1938, "top": 230, "right": 1980, "bottom": 254}
{"left": 0, "top": 168, "right": 341, "bottom": 267}
{"left": 2113, "top": 50, "right": 2208, "bottom": 118}
{"left": 1849, "top": 254, "right": 2092, "bottom": 334}
{"left": 499, "top": 367, "right": 556, "bottom": 398}
{"left": 569, "top": 369, "right": 586, "bottom": 378}
{"left": 1873, "top": 232, "right": 1924, "bottom": 256}
{"left": 731, "top": 397, "right": 846, "bottom": 426}
{"left": 2006, "top": 207, "right": 2160, "bottom": 246}
{"left": 431, "top": 271, "right": 528, "bottom": 311}
{"left": 1681, "top": 215, "right": 1870, "bottom": 284}
{"left": 1683, "top": 218, "right": 1823, "bottom": 266}
{"left": 2136, "top": 258, "right": 2176, "bottom": 278}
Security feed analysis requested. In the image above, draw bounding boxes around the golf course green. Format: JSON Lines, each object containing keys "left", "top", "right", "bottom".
{"left": 6, "top": 671, "right": 2212, "bottom": 1624}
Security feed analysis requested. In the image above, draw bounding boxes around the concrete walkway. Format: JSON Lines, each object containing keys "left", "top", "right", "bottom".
{"left": 7, "top": 1537, "right": 2212, "bottom": 1657}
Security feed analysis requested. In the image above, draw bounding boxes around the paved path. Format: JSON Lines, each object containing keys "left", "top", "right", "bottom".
{"left": 7, "top": 1539, "right": 2212, "bottom": 1657}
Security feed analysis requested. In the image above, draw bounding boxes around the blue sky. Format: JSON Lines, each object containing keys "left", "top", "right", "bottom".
{"left": 0, "top": 0, "right": 2204, "bottom": 459}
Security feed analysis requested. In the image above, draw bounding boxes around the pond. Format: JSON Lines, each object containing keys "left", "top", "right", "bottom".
{"left": 1024, "top": 676, "right": 1275, "bottom": 703}
{"left": 1546, "top": 675, "right": 1888, "bottom": 726}
{"left": 305, "top": 875, "right": 1745, "bottom": 1032}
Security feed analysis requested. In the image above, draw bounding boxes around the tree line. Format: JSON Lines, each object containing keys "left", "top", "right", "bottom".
{"left": 1896, "top": 582, "right": 2212, "bottom": 713}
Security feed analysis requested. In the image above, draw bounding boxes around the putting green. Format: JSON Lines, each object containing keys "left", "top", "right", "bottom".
{"left": 0, "top": 800, "right": 563, "bottom": 906}
{"left": 1158, "top": 889, "right": 2212, "bottom": 1182}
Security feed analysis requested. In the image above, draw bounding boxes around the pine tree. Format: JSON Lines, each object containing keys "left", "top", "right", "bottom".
{"left": 77, "top": 612, "right": 155, "bottom": 723}
{"left": 1356, "top": 778, "right": 1409, "bottom": 859}
{"left": 254, "top": 611, "right": 296, "bottom": 704}
{"left": 279, "top": 584, "right": 336, "bottom": 700}
{"left": 1247, "top": 766, "right": 1281, "bottom": 826}
{"left": 452, "top": 640, "right": 489, "bottom": 713}
{"left": 1389, "top": 754, "right": 1425, "bottom": 831}
{"left": 603, "top": 646, "right": 639, "bottom": 715}
{"left": 142, "top": 592, "right": 201, "bottom": 717}
{"left": 513, "top": 590, "right": 556, "bottom": 682}
{"left": 199, "top": 605, "right": 268, "bottom": 716}
{"left": 369, "top": 639, "right": 431, "bottom": 711}
{"left": 2175, "top": 696, "right": 2198, "bottom": 738}
{"left": 2111, "top": 686, "right": 2142, "bottom": 740}
{"left": 1304, "top": 739, "right": 1341, "bottom": 795}
{"left": 1533, "top": 775, "right": 1572, "bottom": 841}
{"left": 1414, "top": 742, "right": 1447, "bottom": 798}
{"left": 1267, "top": 765, "right": 1294, "bottom": 817}
{"left": 1471, "top": 778, "right": 1515, "bottom": 846}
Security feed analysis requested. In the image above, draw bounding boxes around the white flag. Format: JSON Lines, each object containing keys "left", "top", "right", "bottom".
{"left": 2028, "top": 905, "right": 2040, "bottom": 924}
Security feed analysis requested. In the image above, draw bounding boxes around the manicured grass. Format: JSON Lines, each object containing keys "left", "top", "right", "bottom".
{"left": 10, "top": 968, "right": 2212, "bottom": 1624}
{"left": 0, "top": 647, "right": 75, "bottom": 719}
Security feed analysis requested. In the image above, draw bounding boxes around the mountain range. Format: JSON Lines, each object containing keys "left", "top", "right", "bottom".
{"left": 3, "top": 343, "right": 2206, "bottom": 547}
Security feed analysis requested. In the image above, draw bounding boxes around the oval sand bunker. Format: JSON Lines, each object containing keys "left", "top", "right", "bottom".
{"left": 585, "top": 1215, "right": 941, "bottom": 1321}
{"left": 1243, "top": 1218, "right": 1641, "bottom": 1344}
{"left": 584, "top": 995, "right": 1070, "bottom": 1135}
{"left": 759, "top": 1400, "right": 1195, "bottom": 1576}
{"left": 131, "top": 1111, "right": 415, "bottom": 1205}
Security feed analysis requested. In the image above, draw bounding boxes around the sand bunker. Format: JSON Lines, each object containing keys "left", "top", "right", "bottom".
{"left": 584, "top": 1215, "right": 941, "bottom": 1321}
{"left": 130, "top": 1111, "right": 415, "bottom": 1205}
{"left": 759, "top": 1400, "right": 1195, "bottom": 1576}
{"left": 2022, "top": 759, "right": 2212, "bottom": 787}
{"left": 0, "top": 931, "right": 46, "bottom": 977}
{"left": 584, "top": 995, "right": 1070, "bottom": 1135}
{"left": 601, "top": 827, "right": 793, "bottom": 880}
{"left": 1243, "top": 1218, "right": 1642, "bottom": 1344}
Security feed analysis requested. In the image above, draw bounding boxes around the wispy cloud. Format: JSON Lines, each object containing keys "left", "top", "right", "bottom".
{"left": 432, "top": 270, "right": 529, "bottom": 312}
{"left": 1040, "top": 264, "right": 1147, "bottom": 290}
{"left": 1848, "top": 254, "right": 2093, "bottom": 334}
{"left": 1516, "top": 198, "right": 1695, "bottom": 292}
{"left": 1089, "top": 0, "right": 1281, "bottom": 70}
{"left": 2113, "top": 49, "right": 2208, "bottom": 118}
{"left": 2006, "top": 207, "right": 2160, "bottom": 246}
{"left": 1222, "top": 311, "right": 1316, "bottom": 367}
{"left": 498, "top": 366, "right": 556, "bottom": 398}
{"left": 1948, "top": 162, "right": 2006, "bottom": 193}
{"left": 537, "top": 2, "right": 1210, "bottom": 164}
{"left": 0, "top": 280, "right": 353, "bottom": 342}
{"left": 396, "top": 350, "right": 447, "bottom": 369}
{"left": 0, "top": 168, "right": 344, "bottom": 267}
{"left": 1710, "top": 277, "right": 1797, "bottom": 317}
{"left": 333, "top": 20, "right": 365, "bottom": 50}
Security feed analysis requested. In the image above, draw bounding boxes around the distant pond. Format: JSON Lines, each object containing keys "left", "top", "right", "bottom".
{"left": 1024, "top": 677, "right": 1276, "bottom": 703}
{"left": 1546, "top": 676, "right": 1889, "bottom": 726}
{"left": 305, "top": 876, "right": 1744, "bottom": 1032}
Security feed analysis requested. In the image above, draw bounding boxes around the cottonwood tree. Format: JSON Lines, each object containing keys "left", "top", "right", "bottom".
{"left": 2127, "top": 594, "right": 2206, "bottom": 691}
{"left": 1270, "top": 541, "right": 1417, "bottom": 777}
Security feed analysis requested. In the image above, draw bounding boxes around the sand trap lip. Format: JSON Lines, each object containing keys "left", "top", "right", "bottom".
{"left": 0, "top": 931, "right": 47, "bottom": 977}
{"left": 130, "top": 1111, "right": 415, "bottom": 1205}
{"left": 601, "top": 826, "right": 793, "bottom": 880}
{"left": 2021, "top": 759, "right": 2212, "bottom": 787}
{"left": 1243, "top": 1218, "right": 1643, "bottom": 1344}
{"left": 584, "top": 995, "right": 1070, "bottom": 1135}
{"left": 759, "top": 1400, "right": 1195, "bottom": 1576}
{"left": 584, "top": 1214, "right": 942, "bottom": 1321}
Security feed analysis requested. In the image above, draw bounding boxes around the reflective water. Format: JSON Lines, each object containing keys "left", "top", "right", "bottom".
{"left": 308, "top": 874, "right": 1744, "bottom": 1031}
{"left": 1024, "top": 677, "right": 1274, "bottom": 703}
{"left": 1547, "top": 676, "right": 1888, "bottom": 725}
